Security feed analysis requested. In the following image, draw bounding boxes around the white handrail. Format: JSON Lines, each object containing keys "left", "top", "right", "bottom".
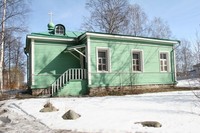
{"left": 50, "top": 68, "right": 87, "bottom": 96}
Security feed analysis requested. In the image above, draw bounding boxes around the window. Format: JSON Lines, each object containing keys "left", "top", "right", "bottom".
{"left": 132, "top": 50, "right": 143, "bottom": 72}
{"left": 55, "top": 25, "right": 65, "bottom": 35}
{"left": 97, "top": 48, "right": 109, "bottom": 72}
{"left": 160, "top": 52, "right": 169, "bottom": 72}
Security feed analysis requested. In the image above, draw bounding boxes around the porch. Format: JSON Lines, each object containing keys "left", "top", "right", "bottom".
{"left": 31, "top": 68, "right": 87, "bottom": 97}
{"left": 51, "top": 68, "right": 87, "bottom": 96}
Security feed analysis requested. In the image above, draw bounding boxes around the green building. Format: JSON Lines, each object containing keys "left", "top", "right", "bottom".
{"left": 24, "top": 22, "right": 179, "bottom": 96}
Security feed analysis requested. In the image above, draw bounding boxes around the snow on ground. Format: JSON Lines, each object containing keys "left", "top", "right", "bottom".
{"left": 1, "top": 91, "right": 200, "bottom": 133}
{"left": 177, "top": 78, "right": 200, "bottom": 87}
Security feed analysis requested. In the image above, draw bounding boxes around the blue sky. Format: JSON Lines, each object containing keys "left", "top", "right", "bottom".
{"left": 29, "top": 0, "right": 200, "bottom": 41}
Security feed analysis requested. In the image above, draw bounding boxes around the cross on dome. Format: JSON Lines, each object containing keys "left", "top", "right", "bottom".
{"left": 48, "top": 11, "right": 53, "bottom": 23}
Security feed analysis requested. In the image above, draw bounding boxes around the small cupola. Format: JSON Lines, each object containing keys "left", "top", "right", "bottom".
{"left": 47, "top": 22, "right": 55, "bottom": 31}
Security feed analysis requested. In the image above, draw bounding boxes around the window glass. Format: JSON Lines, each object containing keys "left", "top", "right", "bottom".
{"left": 55, "top": 26, "right": 64, "bottom": 35}
{"left": 132, "top": 51, "right": 142, "bottom": 72}
{"left": 98, "top": 50, "right": 108, "bottom": 71}
{"left": 98, "top": 51, "right": 106, "bottom": 57}
{"left": 160, "top": 53, "right": 168, "bottom": 72}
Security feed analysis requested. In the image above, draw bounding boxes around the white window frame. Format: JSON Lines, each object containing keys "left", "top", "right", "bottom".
{"left": 132, "top": 49, "right": 144, "bottom": 72}
{"left": 96, "top": 47, "right": 111, "bottom": 73}
{"left": 159, "top": 51, "right": 170, "bottom": 72}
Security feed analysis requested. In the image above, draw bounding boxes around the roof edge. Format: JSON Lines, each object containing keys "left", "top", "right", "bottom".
{"left": 79, "top": 31, "right": 180, "bottom": 44}
{"left": 26, "top": 34, "right": 76, "bottom": 42}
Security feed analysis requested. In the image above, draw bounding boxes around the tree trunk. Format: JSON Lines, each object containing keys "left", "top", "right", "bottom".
{"left": 0, "top": 0, "right": 6, "bottom": 94}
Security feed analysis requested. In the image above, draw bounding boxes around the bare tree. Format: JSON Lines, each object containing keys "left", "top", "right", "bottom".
{"left": 176, "top": 39, "right": 193, "bottom": 75}
{"left": 125, "top": 4, "right": 148, "bottom": 36}
{"left": 81, "top": 0, "right": 129, "bottom": 34}
{"left": 3, "top": 34, "right": 25, "bottom": 89}
{"left": 82, "top": 1, "right": 173, "bottom": 39}
{"left": 0, "top": 0, "right": 30, "bottom": 91}
{"left": 147, "top": 17, "right": 172, "bottom": 39}
{"left": 0, "top": 0, "right": 29, "bottom": 31}
{"left": 4, "top": 32, "right": 13, "bottom": 88}
{"left": 175, "top": 44, "right": 182, "bottom": 75}
{"left": 0, "top": 0, "right": 6, "bottom": 94}
{"left": 193, "top": 31, "right": 200, "bottom": 64}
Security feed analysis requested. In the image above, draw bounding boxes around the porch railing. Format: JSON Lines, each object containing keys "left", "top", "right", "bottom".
{"left": 50, "top": 68, "right": 87, "bottom": 96}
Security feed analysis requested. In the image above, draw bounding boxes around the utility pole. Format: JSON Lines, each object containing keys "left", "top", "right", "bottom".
{"left": 0, "top": 0, "right": 6, "bottom": 94}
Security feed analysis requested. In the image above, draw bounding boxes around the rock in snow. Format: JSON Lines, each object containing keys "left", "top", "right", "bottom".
{"left": 40, "top": 102, "right": 59, "bottom": 112}
{"left": 135, "top": 121, "right": 162, "bottom": 128}
{"left": 62, "top": 110, "right": 81, "bottom": 120}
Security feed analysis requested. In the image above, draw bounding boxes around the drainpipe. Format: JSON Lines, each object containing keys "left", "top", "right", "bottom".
{"left": 172, "top": 41, "right": 181, "bottom": 84}
{"left": 24, "top": 48, "right": 29, "bottom": 88}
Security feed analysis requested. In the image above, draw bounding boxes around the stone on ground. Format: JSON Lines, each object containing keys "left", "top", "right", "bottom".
{"left": 135, "top": 121, "right": 162, "bottom": 128}
{"left": 40, "top": 102, "right": 58, "bottom": 112}
{"left": 62, "top": 110, "right": 81, "bottom": 120}
{"left": 0, "top": 116, "right": 11, "bottom": 124}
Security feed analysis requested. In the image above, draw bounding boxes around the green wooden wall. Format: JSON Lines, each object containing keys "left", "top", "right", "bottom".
{"left": 57, "top": 80, "right": 88, "bottom": 96}
{"left": 89, "top": 37, "right": 175, "bottom": 87}
{"left": 32, "top": 41, "right": 81, "bottom": 89}
{"left": 27, "top": 33, "right": 176, "bottom": 96}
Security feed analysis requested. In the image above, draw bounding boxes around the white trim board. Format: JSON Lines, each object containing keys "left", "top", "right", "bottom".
{"left": 31, "top": 39, "right": 35, "bottom": 85}
{"left": 27, "top": 35, "right": 75, "bottom": 42}
{"left": 82, "top": 32, "right": 179, "bottom": 45}
{"left": 87, "top": 36, "right": 91, "bottom": 85}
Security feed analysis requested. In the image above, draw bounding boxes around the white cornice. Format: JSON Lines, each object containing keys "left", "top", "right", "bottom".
{"left": 27, "top": 35, "right": 75, "bottom": 42}
{"left": 84, "top": 32, "right": 179, "bottom": 44}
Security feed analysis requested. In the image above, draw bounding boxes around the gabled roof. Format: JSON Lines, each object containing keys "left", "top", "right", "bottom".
{"left": 26, "top": 30, "right": 180, "bottom": 45}
{"left": 26, "top": 31, "right": 84, "bottom": 44}
{"left": 25, "top": 30, "right": 180, "bottom": 55}
{"left": 25, "top": 31, "right": 84, "bottom": 54}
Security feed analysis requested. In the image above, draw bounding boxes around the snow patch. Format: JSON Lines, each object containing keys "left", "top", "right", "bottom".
{"left": 1, "top": 90, "right": 200, "bottom": 133}
{"left": 177, "top": 78, "right": 200, "bottom": 87}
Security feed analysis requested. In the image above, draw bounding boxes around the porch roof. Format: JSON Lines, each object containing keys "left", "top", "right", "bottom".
{"left": 67, "top": 44, "right": 86, "bottom": 50}
{"left": 64, "top": 44, "right": 86, "bottom": 58}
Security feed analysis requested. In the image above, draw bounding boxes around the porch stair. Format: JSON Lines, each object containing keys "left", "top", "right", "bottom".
{"left": 50, "top": 68, "right": 87, "bottom": 96}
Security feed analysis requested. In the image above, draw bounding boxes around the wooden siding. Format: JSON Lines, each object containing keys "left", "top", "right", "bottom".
{"left": 89, "top": 37, "right": 175, "bottom": 87}
{"left": 57, "top": 80, "right": 88, "bottom": 96}
{"left": 32, "top": 41, "right": 81, "bottom": 89}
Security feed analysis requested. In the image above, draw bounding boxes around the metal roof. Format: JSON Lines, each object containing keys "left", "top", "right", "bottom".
{"left": 30, "top": 31, "right": 83, "bottom": 38}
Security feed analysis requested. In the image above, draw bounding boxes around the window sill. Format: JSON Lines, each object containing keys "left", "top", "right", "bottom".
{"left": 97, "top": 71, "right": 110, "bottom": 73}
{"left": 132, "top": 71, "right": 143, "bottom": 73}
{"left": 160, "top": 71, "right": 171, "bottom": 73}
